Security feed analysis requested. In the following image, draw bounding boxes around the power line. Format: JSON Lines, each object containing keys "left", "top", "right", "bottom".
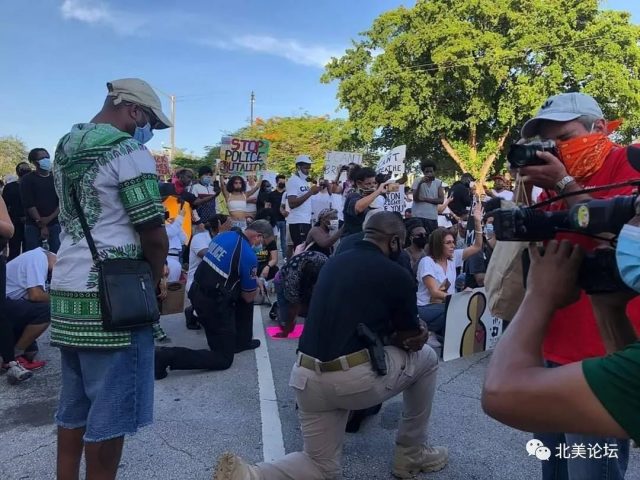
{"left": 362, "top": 34, "right": 631, "bottom": 77}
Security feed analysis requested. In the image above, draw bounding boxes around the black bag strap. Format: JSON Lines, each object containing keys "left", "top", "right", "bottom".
{"left": 71, "top": 185, "right": 101, "bottom": 264}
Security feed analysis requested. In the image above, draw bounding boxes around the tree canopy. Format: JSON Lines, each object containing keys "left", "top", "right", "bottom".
{"left": 322, "top": 0, "right": 640, "bottom": 183}
{"left": 231, "top": 115, "right": 355, "bottom": 178}
{"left": 0, "top": 136, "right": 28, "bottom": 178}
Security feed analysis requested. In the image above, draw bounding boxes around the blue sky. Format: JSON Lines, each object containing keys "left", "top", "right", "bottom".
{"left": 0, "top": 0, "right": 637, "bottom": 157}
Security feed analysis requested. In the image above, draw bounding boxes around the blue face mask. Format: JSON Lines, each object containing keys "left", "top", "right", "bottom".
{"left": 253, "top": 243, "right": 263, "bottom": 254}
{"left": 133, "top": 122, "right": 154, "bottom": 144}
{"left": 201, "top": 176, "right": 212, "bottom": 186}
{"left": 616, "top": 224, "right": 640, "bottom": 292}
{"left": 38, "top": 157, "right": 52, "bottom": 172}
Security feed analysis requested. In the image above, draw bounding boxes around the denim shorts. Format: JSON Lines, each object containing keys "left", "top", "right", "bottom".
{"left": 55, "top": 327, "right": 154, "bottom": 442}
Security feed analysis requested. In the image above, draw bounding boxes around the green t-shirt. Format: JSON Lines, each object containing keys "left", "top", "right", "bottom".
{"left": 582, "top": 342, "right": 640, "bottom": 443}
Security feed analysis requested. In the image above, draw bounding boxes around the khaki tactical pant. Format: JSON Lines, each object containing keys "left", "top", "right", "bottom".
{"left": 257, "top": 345, "right": 439, "bottom": 479}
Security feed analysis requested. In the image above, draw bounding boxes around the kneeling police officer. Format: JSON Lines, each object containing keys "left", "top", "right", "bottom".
{"left": 214, "top": 211, "right": 448, "bottom": 480}
{"left": 155, "top": 220, "right": 274, "bottom": 379}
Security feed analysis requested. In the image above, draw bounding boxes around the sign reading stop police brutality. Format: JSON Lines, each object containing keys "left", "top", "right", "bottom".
{"left": 323, "top": 151, "right": 362, "bottom": 180}
{"left": 219, "top": 137, "right": 270, "bottom": 174}
{"left": 376, "top": 145, "right": 407, "bottom": 213}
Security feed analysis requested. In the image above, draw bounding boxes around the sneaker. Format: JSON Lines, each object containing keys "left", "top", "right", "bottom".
{"left": 154, "top": 347, "right": 172, "bottom": 380}
{"left": 392, "top": 444, "right": 448, "bottom": 478}
{"left": 234, "top": 339, "right": 260, "bottom": 353}
{"left": 16, "top": 355, "right": 46, "bottom": 371}
{"left": 2, "top": 361, "right": 33, "bottom": 384}
{"left": 268, "top": 302, "right": 278, "bottom": 321}
{"left": 214, "top": 453, "right": 260, "bottom": 480}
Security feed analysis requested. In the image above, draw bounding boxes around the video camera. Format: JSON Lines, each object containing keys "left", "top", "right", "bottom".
{"left": 490, "top": 195, "right": 638, "bottom": 294}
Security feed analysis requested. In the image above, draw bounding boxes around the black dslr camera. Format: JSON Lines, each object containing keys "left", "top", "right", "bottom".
{"left": 507, "top": 140, "right": 558, "bottom": 169}
{"left": 489, "top": 196, "right": 638, "bottom": 294}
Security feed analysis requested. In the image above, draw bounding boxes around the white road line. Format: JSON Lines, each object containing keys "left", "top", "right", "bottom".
{"left": 253, "top": 306, "right": 286, "bottom": 462}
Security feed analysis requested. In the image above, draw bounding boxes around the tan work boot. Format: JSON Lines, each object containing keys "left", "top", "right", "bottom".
{"left": 392, "top": 444, "right": 448, "bottom": 478}
{"left": 213, "top": 452, "right": 260, "bottom": 480}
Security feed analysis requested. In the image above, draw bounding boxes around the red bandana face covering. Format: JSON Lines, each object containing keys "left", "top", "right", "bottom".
{"left": 555, "top": 119, "right": 623, "bottom": 182}
{"left": 556, "top": 133, "right": 617, "bottom": 182}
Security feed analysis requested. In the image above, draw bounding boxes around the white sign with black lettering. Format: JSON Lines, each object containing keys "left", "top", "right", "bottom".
{"left": 382, "top": 191, "right": 406, "bottom": 213}
{"left": 375, "top": 145, "right": 406, "bottom": 176}
{"left": 323, "top": 151, "right": 362, "bottom": 181}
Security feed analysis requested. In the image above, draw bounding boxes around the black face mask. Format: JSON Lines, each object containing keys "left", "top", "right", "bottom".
{"left": 388, "top": 237, "right": 402, "bottom": 261}
{"left": 412, "top": 236, "right": 427, "bottom": 248}
{"left": 164, "top": 211, "right": 170, "bottom": 220}
{"left": 277, "top": 182, "right": 285, "bottom": 189}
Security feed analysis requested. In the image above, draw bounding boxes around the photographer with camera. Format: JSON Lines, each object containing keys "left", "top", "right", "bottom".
{"left": 213, "top": 211, "right": 447, "bottom": 480}
{"left": 483, "top": 206, "right": 640, "bottom": 469}
{"left": 486, "top": 92, "right": 640, "bottom": 479}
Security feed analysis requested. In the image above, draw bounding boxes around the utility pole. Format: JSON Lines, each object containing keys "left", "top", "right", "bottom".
{"left": 250, "top": 91, "right": 255, "bottom": 126}
{"left": 170, "top": 94, "right": 176, "bottom": 162}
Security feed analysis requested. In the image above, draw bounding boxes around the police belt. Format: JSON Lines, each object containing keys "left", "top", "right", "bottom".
{"left": 297, "top": 349, "right": 370, "bottom": 373}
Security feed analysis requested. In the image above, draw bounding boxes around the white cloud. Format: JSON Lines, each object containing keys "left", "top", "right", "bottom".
{"left": 60, "top": 0, "right": 146, "bottom": 35}
{"left": 61, "top": 1, "right": 344, "bottom": 68}
{"left": 198, "top": 35, "right": 342, "bottom": 68}
{"left": 232, "top": 35, "right": 342, "bottom": 68}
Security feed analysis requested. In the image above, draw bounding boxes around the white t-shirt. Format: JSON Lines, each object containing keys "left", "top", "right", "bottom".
{"left": 6, "top": 248, "right": 48, "bottom": 300}
{"left": 416, "top": 250, "right": 464, "bottom": 306}
{"left": 188, "top": 183, "right": 215, "bottom": 197}
{"left": 493, "top": 189, "right": 514, "bottom": 202}
{"left": 437, "top": 207, "right": 453, "bottom": 228}
{"left": 331, "top": 193, "right": 344, "bottom": 221}
{"left": 286, "top": 174, "right": 312, "bottom": 224}
{"left": 371, "top": 195, "right": 385, "bottom": 210}
{"left": 186, "top": 231, "right": 212, "bottom": 292}
{"left": 310, "top": 191, "right": 333, "bottom": 223}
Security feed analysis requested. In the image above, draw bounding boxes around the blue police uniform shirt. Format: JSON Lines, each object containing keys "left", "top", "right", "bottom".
{"left": 202, "top": 231, "right": 258, "bottom": 292}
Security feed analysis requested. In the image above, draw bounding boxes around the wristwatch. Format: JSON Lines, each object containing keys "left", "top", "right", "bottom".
{"left": 554, "top": 175, "right": 575, "bottom": 194}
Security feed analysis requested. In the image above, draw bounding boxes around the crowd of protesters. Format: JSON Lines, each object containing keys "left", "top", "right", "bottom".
{"left": 2, "top": 81, "right": 640, "bottom": 480}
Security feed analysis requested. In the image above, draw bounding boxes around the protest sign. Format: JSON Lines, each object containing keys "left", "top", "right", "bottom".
{"left": 219, "top": 137, "right": 270, "bottom": 175}
{"left": 375, "top": 145, "right": 406, "bottom": 177}
{"left": 323, "top": 151, "right": 362, "bottom": 180}
{"left": 442, "top": 288, "right": 504, "bottom": 362}
{"left": 153, "top": 154, "right": 171, "bottom": 178}
{"left": 382, "top": 191, "right": 406, "bottom": 213}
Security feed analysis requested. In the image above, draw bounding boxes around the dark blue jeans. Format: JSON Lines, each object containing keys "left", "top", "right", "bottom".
{"left": 25, "top": 222, "right": 61, "bottom": 253}
{"left": 417, "top": 303, "right": 446, "bottom": 336}
{"left": 535, "top": 362, "right": 629, "bottom": 480}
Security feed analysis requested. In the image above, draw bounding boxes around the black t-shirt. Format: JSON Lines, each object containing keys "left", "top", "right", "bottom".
{"left": 1, "top": 182, "right": 24, "bottom": 221}
{"left": 334, "top": 231, "right": 364, "bottom": 256}
{"left": 463, "top": 243, "right": 493, "bottom": 288}
{"left": 448, "top": 181, "right": 472, "bottom": 216}
{"left": 256, "top": 240, "right": 277, "bottom": 270}
{"left": 342, "top": 192, "right": 368, "bottom": 237}
{"left": 267, "top": 190, "right": 285, "bottom": 222}
{"left": 298, "top": 241, "right": 420, "bottom": 361}
{"left": 19, "top": 172, "right": 59, "bottom": 225}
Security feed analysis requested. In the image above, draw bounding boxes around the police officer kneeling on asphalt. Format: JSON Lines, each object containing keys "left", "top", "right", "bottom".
{"left": 154, "top": 220, "right": 274, "bottom": 379}
{"left": 214, "top": 211, "right": 448, "bottom": 480}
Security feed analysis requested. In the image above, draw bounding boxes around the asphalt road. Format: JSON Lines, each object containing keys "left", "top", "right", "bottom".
{"left": 2, "top": 306, "right": 639, "bottom": 479}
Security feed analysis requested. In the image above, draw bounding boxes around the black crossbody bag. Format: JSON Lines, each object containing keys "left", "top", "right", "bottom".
{"left": 71, "top": 187, "right": 160, "bottom": 331}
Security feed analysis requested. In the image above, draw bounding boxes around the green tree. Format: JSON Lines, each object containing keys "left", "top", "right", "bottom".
{"left": 0, "top": 136, "right": 28, "bottom": 177}
{"left": 322, "top": 0, "right": 640, "bottom": 185}
{"left": 229, "top": 115, "right": 355, "bottom": 178}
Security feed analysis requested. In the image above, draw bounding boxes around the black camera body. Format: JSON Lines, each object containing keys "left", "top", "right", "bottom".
{"left": 507, "top": 140, "right": 558, "bottom": 169}
{"left": 490, "top": 195, "right": 638, "bottom": 294}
